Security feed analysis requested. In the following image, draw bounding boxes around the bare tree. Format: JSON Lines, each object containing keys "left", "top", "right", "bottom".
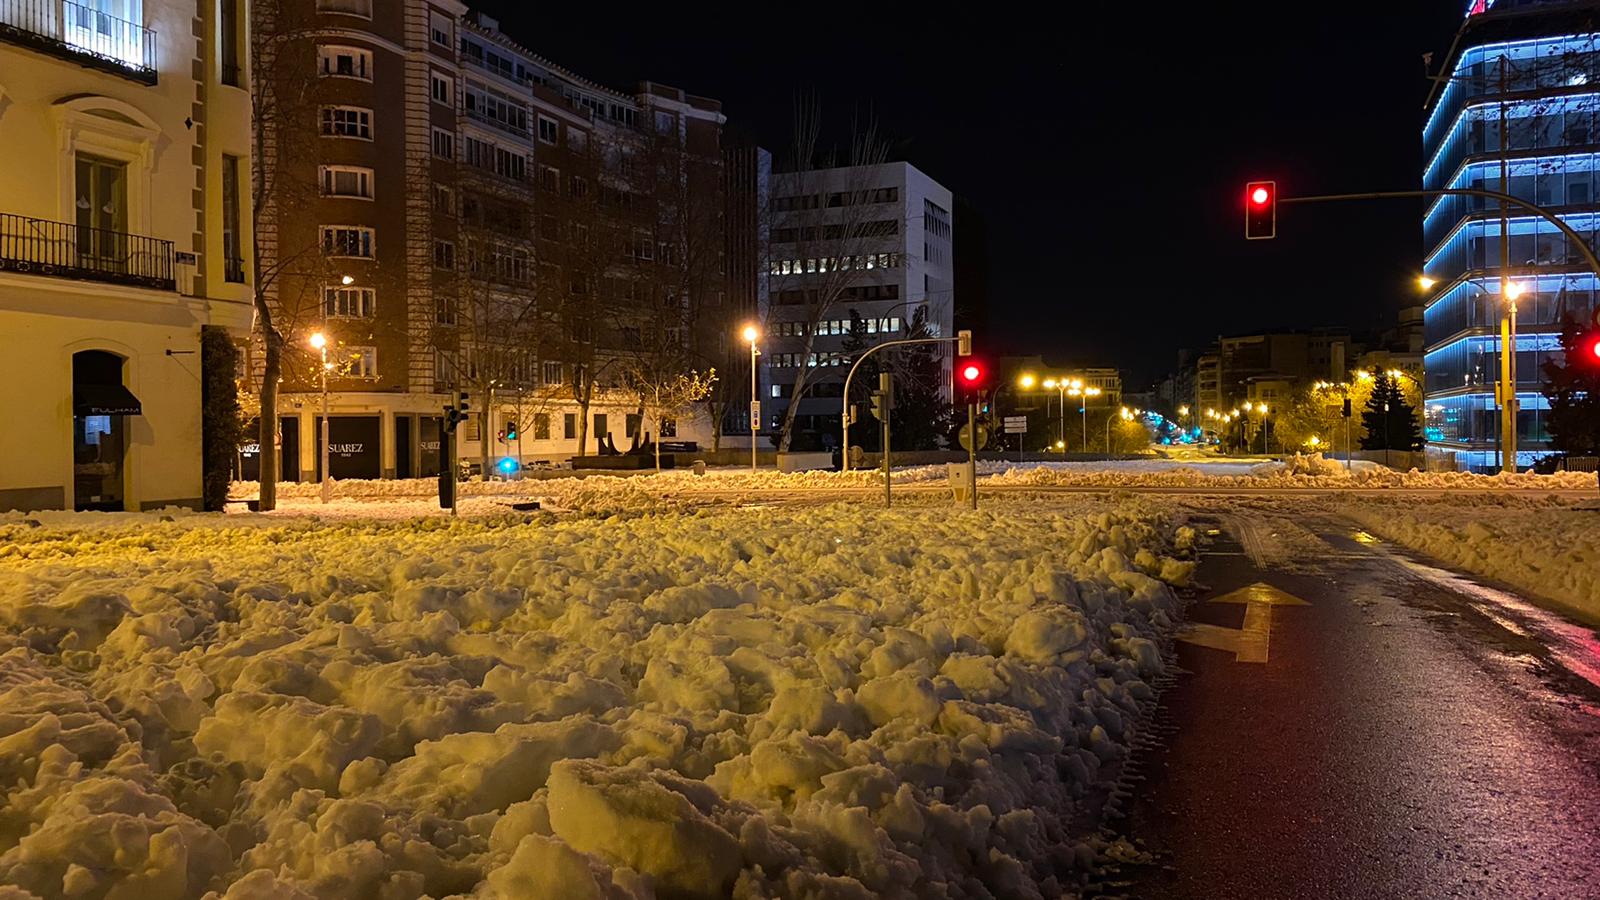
{"left": 247, "top": 0, "right": 350, "bottom": 508}
{"left": 766, "top": 102, "right": 895, "bottom": 452}
{"left": 629, "top": 369, "right": 716, "bottom": 471}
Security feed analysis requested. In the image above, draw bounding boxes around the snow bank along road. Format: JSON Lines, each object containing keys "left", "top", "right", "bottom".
{"left": 0, "top": 498, "right": 1197, "bottom": 898}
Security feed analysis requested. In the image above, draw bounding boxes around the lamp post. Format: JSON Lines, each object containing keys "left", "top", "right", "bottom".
{"left": 1017, "top": 373, "right": 1036, "bottom": 460}
{"left": 1042, "top": 378, "right": 1065, "bottom": 456}
{"left": 308, "top": 332, "right": 332, "bottom": 504}
{"left": 1067, "top": 381, "right": 1101, "bottom": 452}
{"left": 742, "top": 324, "right": 760, "bottom": 473}
{"left": 1500, "top": 280, "right": 1524, "bottom": 474}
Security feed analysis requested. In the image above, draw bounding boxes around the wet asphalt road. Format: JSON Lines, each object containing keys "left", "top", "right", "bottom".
{"left": 1110, "top": 514, "right": 1600, "bottom": 900}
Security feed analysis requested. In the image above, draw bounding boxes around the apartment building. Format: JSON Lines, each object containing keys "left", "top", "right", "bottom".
{"left": 0, "top": 0, "right": 253, "bottom": 511}
{"left": 251, "top": 1, "right": 756, "bottom": 477}
{"left": 764, "top": 161, "right": 954, "bottom": 449}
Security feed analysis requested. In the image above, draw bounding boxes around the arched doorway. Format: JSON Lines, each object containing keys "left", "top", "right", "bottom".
{"left": 72, "top": 350, "right": 140, "bottom": 511}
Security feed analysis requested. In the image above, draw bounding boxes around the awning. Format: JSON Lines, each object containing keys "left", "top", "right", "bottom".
{"left": 74, "top": 383, "right": 142, "bottom": 417}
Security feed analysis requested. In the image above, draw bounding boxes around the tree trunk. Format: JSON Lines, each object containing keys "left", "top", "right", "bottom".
{"left": 256, "top": 333, "right": 280, "bottom": 511}
{"left": 575, "top": 382, "right": 592, "bottom": 459}
{"left": 478, "top": 398, "right": 491, "bottom": 480}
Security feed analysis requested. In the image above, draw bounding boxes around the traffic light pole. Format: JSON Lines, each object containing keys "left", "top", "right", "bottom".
{"left": 966, "top": 401, "right": 978, "bottom": 510}
{"left": 839, "top": 336, "right": 963, "bottom": 474}
{"left": 881, "top": 375, "right": 892, "bottom": 509}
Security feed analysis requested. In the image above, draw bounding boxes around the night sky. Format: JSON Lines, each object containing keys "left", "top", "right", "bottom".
{"left": 474, "top": 3, "right": 1470, "bottom": 385}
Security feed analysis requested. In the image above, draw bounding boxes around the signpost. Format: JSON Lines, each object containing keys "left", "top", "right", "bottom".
{"left": 1003, "top": 415, "right": 1027, "bottom": 464}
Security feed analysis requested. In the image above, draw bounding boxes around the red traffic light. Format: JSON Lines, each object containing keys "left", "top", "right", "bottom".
{"left": 1245, "top": 180, "right": 1277, "bottom": 240}
{"left": 961, "top": 363, "right": 982, "bottom": 383}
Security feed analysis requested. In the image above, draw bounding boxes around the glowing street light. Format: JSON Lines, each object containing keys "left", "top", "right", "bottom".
{"left": 1417, "top": 275, "right": 1436, "bottom": 292}
{"left": 742, "top": 324, "right": 760, "bottom": 472}
{"left": 308, "top": 332, "right": 332, "bottom": 503}
{"left": 340, "top": 274, "right": 355, "bottom": 286}
{"left": 1018, "top": 373, "right": 1037, "bottom": 389}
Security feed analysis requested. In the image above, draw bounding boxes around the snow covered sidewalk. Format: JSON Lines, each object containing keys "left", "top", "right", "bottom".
{"left": 1342, "top": 499, "right": 1600, "bottom": 625}
{"left": 0, "top": 499, "right": 1194, "bottom": 898}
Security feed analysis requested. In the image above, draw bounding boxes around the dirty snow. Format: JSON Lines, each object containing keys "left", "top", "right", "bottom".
{"left": 0, "top": 498, "right": 1194, "bottom": 898}
{"left": 1343, "top": 498, "right": 1600, "bottom": 624}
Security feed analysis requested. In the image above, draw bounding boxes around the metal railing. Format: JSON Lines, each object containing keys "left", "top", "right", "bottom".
{"left": 465, "top": 106, "right": 531, "bottom": 139}
{"left": 0, "top": 0, "right": 157, "bottom": 83}
{"left": 0, "top": 213, "right": 175, "bottom": 290}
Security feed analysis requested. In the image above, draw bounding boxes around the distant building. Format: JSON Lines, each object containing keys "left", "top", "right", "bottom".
{"left": 0, "top": 0, "right": 252, "bottom": 511}
{"left": 764, "top": 161, "right": 954, "bottom": 447}
{"left": 1421, "top": 0, "right": 1600, "bottom": 470}
{"left": 250, "top": 1, "right": 756, "bottom": 476}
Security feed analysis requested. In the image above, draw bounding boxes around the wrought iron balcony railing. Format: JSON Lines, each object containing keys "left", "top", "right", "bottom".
{"left": 0, "top": 213, "right": 176, "bottom": 290}
{"left": 0, "top": 0, "right": 157, "bottom": 83}
{"left": 465, "top": 106, "right": 531, "bottom": 140}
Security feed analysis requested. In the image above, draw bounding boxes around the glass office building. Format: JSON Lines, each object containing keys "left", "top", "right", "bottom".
{"left": 1422, "top": 0, "right": 1600, "bottom": 470}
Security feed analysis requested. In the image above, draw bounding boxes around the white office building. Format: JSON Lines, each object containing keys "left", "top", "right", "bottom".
{"left": 764, "top": 161, "right": 953, "bottom": 448}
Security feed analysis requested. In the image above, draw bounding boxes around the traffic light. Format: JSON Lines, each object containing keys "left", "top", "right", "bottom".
{"left": 869, "top": 391, "right": 886, "bottom": 421}
{"left": 957, "top": 329, "right": 972, "bottom": 357}
{"left": 445, "top": 392, "right": 471, "bottom": 427}
{"left": 1245, "top": 181, "right": 1276, "bottom": 240}
{"left": 502, "top": 420, "right": 519, "bottom": 441}
{"left": 958, "top": 361, "right": 986, "bottom": 403}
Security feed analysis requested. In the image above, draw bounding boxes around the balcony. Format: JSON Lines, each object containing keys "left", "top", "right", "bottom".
{"left": 0, "top": 213, "right": 175, "bottom": 290}
{"left": 0, "top": 0, "right": 157, "bottom": 84}
{"left": 465, "top": 106, "right": 531, "bottom": 140}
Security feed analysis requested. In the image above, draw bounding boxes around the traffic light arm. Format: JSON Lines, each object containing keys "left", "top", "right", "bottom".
{"left": 839, "top": 336, "right": 965, "bottom": 474}
{"left": 1280, "top": 188, "right": 1600, "bottom": 283}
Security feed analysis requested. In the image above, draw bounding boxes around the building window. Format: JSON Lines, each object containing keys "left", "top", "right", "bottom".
{"left": 431, "top": 73, "right": 451, "bottom": 105}
{"left": 538, "top": 165, "right": 559, "bottom": 192}
{"left": 563, "top": 412, "right": 576, "bottom": 439}
{"left": 320, "top": 106, "right": 372, "bottom": 139}
{"left": 324, "top": 285, "right": 375, "bottom": 318}
{"left": 593, "top": 413, "right": 608, "bottom": 439}
{"left": 567, "top": 128, "right": 587, "bottom": 152}
{"left": 432, "top": 128, "right": 454, "bottom": 160}
{"left": 542, "top": 360, "right": 563, "bottom": 385}
{"left": 222, "top": 154, "right": 243, "bottom": 282}
{"left": 661, "top": 417, "right": 677, "bottom": 438}
{"left": 344, "top": 346, "right": 378, "bottom": 378}
{"left": 321, "top": 226, "right": 374, "bottom": 258}
{"left": 537, "top": 116, "right": 558, "bottom": 143}
{"left": 319, "top": 165, "right": 374, "bottom": 199}
{"left": 429, "top": 10, "right": 452, "bottom": 47}
{"left": 434, "top": 240, "right": 454, "bottom": 270}
{"left": 318, "top": 45, "right": 372, "bottom": 80}
{"left": 654, "top": 110, "right": 674, "bottom": 134}
{"left": 317, "top": 0, "right": 372, "bottom": 15}
{"left": 434, "top": 183, "right": 453, "bottom": 215}
{"left": 533, "top": 413, "right": 551, "bottom": 440}
{"left": 221, "top": 0, "right": 241, "bottom": 86}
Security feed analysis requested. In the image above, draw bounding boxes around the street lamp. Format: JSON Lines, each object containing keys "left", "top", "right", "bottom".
{"left": 1042, "top": 378, "right": 1065, "bottom": 455}
{"left": 308, "top": 332, "right": 332, "bottom": 504}
{"left": 1067, "top": 384, "right": 1102, "bottom": 452}
{"left": 1417, "top": 275, "right": 1436, "bottom": 292}
{"left": 1501, "top": 280, "right": 1524, "bottom": 474}
{"left": 742, "top": 324, "right": 760, "bottom": 472}
{"left": 340, "top": 274, "right": 355, "bottom": 286}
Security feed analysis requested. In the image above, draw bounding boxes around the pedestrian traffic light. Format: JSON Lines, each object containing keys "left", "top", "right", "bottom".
{"left": 1245, "top": 181, "right": 1276, "bottom": 240}
{"left": 503, "top": 420, "right": 518, "bottom": 441}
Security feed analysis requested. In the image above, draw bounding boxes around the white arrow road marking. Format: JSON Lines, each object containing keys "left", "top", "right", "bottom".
{"left": 1176, "top": 582, "right": 1310, "bottom": 663}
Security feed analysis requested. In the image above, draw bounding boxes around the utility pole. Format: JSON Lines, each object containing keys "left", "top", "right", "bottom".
{"left": 878, "top": 371, "right": 892, "bottom": 508}
{"left": 965, "top": 400, "right": 978, "bottom": 510}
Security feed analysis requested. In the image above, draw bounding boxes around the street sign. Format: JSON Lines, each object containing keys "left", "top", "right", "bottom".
{"left": 1003, "top": 416, "right": 1027, "bottom": 434}
{"left": 958, "top": 421, "right": 989, "bottom": 451}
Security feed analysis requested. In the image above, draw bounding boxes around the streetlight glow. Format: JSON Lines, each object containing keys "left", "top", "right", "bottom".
{"left": 340, "top": 274, "right": 355, "bottom": 286}
{"left": 1505, "top": 281, "right": 1525, "bottom": 302}
{"left": 1043, "top": 378, "right": 1058, "bottom": 389}
{"left": 741, "top": 324, "right": 760, "bottom": 343}
{"left": 1019, "top": 374, "right": 1036, "bottom": 389}
{"left": 1418, "top": 275, "right": 1436, "bottom": 291}
{"left": 309, "top": 332, "right": 327, "bottom": 349}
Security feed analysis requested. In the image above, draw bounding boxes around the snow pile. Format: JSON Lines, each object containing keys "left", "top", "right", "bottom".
{"left": 0, "top": 500, "right": 1193, "bottom": 898}
{"left": 1343, "top": 499, "right": 1600, "bottom": 623}
{"left": 986, "top": 456, "right": 1599, "bottom": 491}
